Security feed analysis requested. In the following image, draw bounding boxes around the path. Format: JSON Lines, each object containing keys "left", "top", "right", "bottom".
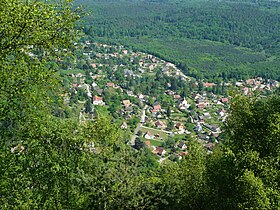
{"left": 130, "top": 105, "right": 147, "bottom": 146}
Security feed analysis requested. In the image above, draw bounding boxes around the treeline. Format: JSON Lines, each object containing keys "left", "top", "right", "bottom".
{"left": 76, "top": 0, "right": 280, "bottom": 80}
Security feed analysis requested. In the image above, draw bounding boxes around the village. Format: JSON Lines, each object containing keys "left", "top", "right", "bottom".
{"left": 60, "top": 41, "right": 279, "bottom": 162}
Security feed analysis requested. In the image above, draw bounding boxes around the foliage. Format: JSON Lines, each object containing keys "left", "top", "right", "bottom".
{"left": 207, "top": 95, "right": 280, "bottom": 209}
{"left": 76, "top": 0, "right": 280, "bottom": 80}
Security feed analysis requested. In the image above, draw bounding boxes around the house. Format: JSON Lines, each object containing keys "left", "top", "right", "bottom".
{"left": 203, "top": 82, "right": 216, "bottom": 88}
{"left": 124, "top": 69, "right": 134, "bottom": 77}
{"left": 144, "top": 140, "right": 151, "bottom": 147}
{"left": 91, "top": 82, "right": 98, "bottom": 88}
{"left": 236, "top": 81, "right": 243, "bottom": 87}
{"left": 122, "top": 49, "right": 128, "bottom": 54}
{"left": 120, "top": 122, "right": 128, "bottom": 130}
{"left": 90, "top": 63, "right": 96, "bottom": 68}
{"left": 197, "top": 98, "right": 205, "bottom": 104}
{"left": 178, "top": 141, "right": 187, "bottom": 150}
{"left": 127, "top": 90, "right": 134, "bottom": 97}
{"left": 198, "top": 134, "right": 209, "bottom": 141}
{"left": 153, "top": 104, "right": 161, "bottom": 111}
{"left": 246, "top": 79, "right": 255, "bottom": 85}
{"left": 148, "top": 64, "right": 156, "bottom": 71}
{"left": 93, "top": 95, "right": 105, "bottom": 106}
{"left": 166, "top": 90, "right": 174, "bottom": 95}
{"left": 178, "top": 151, "right": 188, "bottom": 157}
{"left": 144, "top": 131, "right": 154, "bottom": 140}
{"left": 197, "top": 103, "right": 206, "bottom": 110}
{"left": 106, "top": 82, "right": 115, "bottom": 88}
{"left": 194, "top": 124, "right": 203, "bottom": 133}
{"left": 155, "top": 120, "right": 166, "bottom": 129}
{"left": 155, "top": 133, "right": 160, "bottom": 138}
{"left": 204, "top": 112, "right": 211, "bottom": 119}
{"left": 139, "top": 59, "right": 144, "bottom": 66}
{"left": 175, "top": 123, "right": 184, "bottom": 130}
{"left": 153, "top": 147, "right": 166, "bottom": 156}
{"left": 72, "top": 84, "right": 80, "bottom": 88}
{"left": 152, "top": 103, "right": 162, "bottom": 113}
{"left": 218, "top": 109, "right": 226, "bottom": 117}
{"left": 178, "top": 97, "right": 191, "bottom": 110}
{"left": 221, "top": 98, "right": 228, "bottom": 103}
{"left": 137, "top": 93, "right": 144, "bottom": 100}
{"left": 198, "top": 115, "right": 205, "bottom": 122}
{"left": 76, "top": 73, "right": 85, "bottom": 78}
{"left": 122, "top": 100, "right": 131, "bottom": 107}
{"left": 243, "top": 87, "right": 249, "bottom": 95}
{"left": 204, "top": 124, "right": 220, "bottom": 132}
{"left": 173, "top": 95, "right": 181, "bottom": 100}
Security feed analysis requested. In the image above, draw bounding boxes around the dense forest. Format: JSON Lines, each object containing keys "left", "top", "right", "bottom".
{"left": 76, "top": 0, "right": 280, "bottom": 80}
{"left": 0, "top": 0, "right": 280, "bottom": 209}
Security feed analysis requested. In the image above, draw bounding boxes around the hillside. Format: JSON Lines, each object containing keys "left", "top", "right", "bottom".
{"left": 76, "top": 0, "right": 280, "bottom": 80}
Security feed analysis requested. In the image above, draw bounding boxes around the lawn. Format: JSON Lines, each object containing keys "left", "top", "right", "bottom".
{"left": 140, "top": 126, "right": 169, "bottom": 140}
{"left": 149, "top": 139, "right": 163, "bottom": 147}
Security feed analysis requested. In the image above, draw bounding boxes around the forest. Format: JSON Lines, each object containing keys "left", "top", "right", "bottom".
{"left": 76, "top": 0, "right": 280, "bottom": 80}
{"left": 0, "top": 0, "right": 280, "bottom": 209}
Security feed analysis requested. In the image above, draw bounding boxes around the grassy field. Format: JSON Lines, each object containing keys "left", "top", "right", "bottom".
{"left": 140, "top": 126, "right": 169, "bottom": 140}
{"left": 149, "top": 139, "right": 163, "bottom": 147}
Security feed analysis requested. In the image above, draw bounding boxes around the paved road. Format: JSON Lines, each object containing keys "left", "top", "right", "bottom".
{"left": 130, "top": 105, "right": 147, "bottom": 146}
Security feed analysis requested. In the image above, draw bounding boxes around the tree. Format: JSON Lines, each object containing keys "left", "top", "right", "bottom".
{"left": 0, "top": 0, "right": 80, "bottom": 56}
{"left": 85, "top": 99, "right": 93, "bottom": 113}
{"left": 0, "top": 0, "right": 81, "bottom": 135}
{"left": 0, "top": 115, "right": 96, "bottom": 209}
{"left": 225, "top": 95, "right": 280, "bottom": 157}
{"left": 206, "top": 95, "right": 280, "bottom": 209}
{"left": 134, "top": 137, "right": 144, "bottom": 150}
{"left": 159, "top": 138, "right": 208, "bottom": 209}
{"left": 167, "top": 107, "right": 171, "bottom": 118}
{"left": 0, "top": 0, "right": 85, "bottom": 208}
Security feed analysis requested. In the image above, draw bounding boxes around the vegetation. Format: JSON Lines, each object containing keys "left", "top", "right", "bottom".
{"left": 76, "top": 0, "right": 280, "bottom": 80}
{"left": 0, "top": 0, "right": 279, "bottom": 209}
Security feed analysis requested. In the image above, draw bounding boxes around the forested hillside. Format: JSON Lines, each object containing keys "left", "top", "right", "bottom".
{"left": 76, "top": 0, "right": 280, "bottom": 80}
{"left": 0, "top": 0, "right": 280, "bottom": 209}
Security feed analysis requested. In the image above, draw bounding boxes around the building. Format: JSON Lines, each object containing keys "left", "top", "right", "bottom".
{"left": 93, "top": 95, "right": 105, "bottom": 106}
{"left": 122, "top": 100, "right": 131, "bottom": 107}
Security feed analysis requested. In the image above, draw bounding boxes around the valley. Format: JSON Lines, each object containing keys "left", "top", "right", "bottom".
{"left": 60, "top": 40, "right": 279, "bottom": 160}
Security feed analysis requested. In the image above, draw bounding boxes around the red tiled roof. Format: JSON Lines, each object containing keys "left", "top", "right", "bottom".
{"left": 93, "top": 95, "right": 103, "bottom": 101}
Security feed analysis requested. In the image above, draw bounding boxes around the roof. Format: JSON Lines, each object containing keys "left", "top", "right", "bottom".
{"left": 203, "top": 82, "right": 216, "bottom": 88}
{"left": 145, "top": 131, "right": 152, "bottom": 136}
{"left": 155, "top": 121, "right": 165, "bottom": 127}
{"left": 153, "top": 147, "right": 165, "bottom": 155}
{"left": 122, "top": 100, "right": 131, "bottom": 107}
{"left": 93, "top": 95, "right": 103, "bottom": 101}
{"left": 178, "top": 141, "right": 185, "bottom": 148}
{"left": 221, "top": 98, "right": 228, "bottom": 103}
{"left": 153, "top": 104, "right": 161, "bottom": 110}
{"left": 173, "top": 95, "right": 181, "bottom": 99}
{"left": 106, "top": 82, "right": 114, "bottom": 87}
{"left": 144, "top": 141, "right": 151, "bottom": 146}
{"left": 175, "top": 123, "right": 183, "bottom": 129}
